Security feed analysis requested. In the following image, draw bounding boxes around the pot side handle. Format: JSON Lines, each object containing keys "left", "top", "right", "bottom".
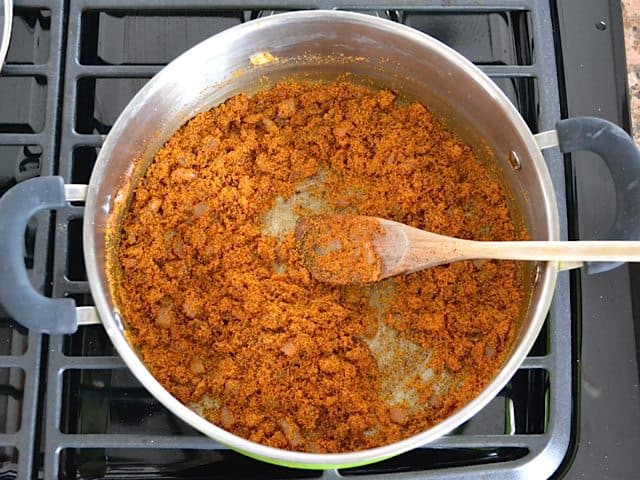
{"left": 0, "top": 176, "right": 78, "bottom": 333}
{"left": 556, "top": 116, "right": 640, "bottom": 274}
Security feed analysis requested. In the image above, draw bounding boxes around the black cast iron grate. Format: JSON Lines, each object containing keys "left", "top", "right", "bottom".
{"left": 0, "top": 1, "right": 67, "bottom": 478}
{"left": 42, "top": 1, "right": 572, "bottom": 479}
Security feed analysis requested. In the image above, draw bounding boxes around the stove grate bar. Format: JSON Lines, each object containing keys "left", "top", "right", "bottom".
{"left": 65, "top": 0, "right": 534, "bottom": 11}
{"left": 0, "top": 355, "right": 39, "bottom": 369}
{"left": 61, "top": 281, "right": 91, "bottom": 295}
{"left": 65, "top": 133, "right": 105, "bottom": 146}
{"left": 12, "top": 0, "right": 56, "bottom": 6}
{"left": 1, "top": 65, "right": 51, "bottom": 76}
{"left": 0, "top": 133, "right": 48, "bottom": 145}
{"left": 55, "top": 355, "right": 126, "bottom": 370}
{"left": 520, "top": 356, "right": 552, "bottom": 370}
{"left": 0, "top": 434, "right": 22, "bottom": 446}
{"left": 479, "top": 65, "right": 536, "bottom": 77}
{"left": 74, "top": 65, "right": 164, "bottom": 77}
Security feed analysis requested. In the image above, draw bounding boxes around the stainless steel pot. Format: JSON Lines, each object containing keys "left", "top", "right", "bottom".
{"left": 1, "top": 10, "right": 639, "bottom": 469}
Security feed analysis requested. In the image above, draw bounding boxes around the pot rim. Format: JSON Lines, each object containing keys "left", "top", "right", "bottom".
{"left": 84, "top": 9, "right": 560, "bottom": 467}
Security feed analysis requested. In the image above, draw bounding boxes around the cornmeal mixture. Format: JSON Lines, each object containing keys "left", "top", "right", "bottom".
{"left": 116, "top": 81, "right": 523, "bottom": 453}
{"left": 296, "top": 214, "right": 385, "bottom": 285}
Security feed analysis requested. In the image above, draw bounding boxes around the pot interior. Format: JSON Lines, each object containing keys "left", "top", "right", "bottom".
{"left": 85, "top": 11, "right": 559, "bottom": 465}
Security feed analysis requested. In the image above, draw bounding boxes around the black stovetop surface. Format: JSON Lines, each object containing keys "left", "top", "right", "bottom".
{"left": 0, "top": 1, "right": 638, "bottom": 479}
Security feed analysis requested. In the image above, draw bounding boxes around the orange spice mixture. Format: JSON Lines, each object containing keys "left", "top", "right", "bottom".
{"left": 296, "top": 214, "right": 384, "bottom": 285}
{"left": 116, "top": 81, "right": 524, "bottom": 453}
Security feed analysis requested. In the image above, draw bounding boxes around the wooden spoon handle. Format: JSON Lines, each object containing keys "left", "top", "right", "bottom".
{"left": 468, "top": 240, "right": 640, "bottom": 263}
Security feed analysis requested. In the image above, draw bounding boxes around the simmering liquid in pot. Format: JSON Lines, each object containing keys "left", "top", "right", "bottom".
{"left": 114, "top": 81, "right": 524, "bottom": 453}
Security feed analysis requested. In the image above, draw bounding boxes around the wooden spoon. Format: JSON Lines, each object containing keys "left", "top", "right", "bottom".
{"left": 295, "top": 214, "right": 640, "bottom": 285}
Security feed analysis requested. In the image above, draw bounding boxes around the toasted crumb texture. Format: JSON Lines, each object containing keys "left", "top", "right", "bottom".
{"left": 116, "top": 81, "right": 523, "bottom": 453}
{"left": 296, "top": 214, "right": 384, "bottom": 285}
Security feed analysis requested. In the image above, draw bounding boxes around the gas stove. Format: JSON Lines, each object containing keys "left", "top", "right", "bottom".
{"left": 0, "top": 1, "right": 638, "bottom": 478}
